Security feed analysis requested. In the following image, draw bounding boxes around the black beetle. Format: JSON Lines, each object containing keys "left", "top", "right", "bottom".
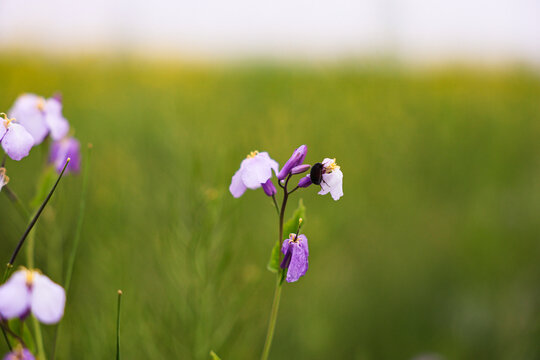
{"left": 309, "top": 162, "right": 324, "bottom": 185}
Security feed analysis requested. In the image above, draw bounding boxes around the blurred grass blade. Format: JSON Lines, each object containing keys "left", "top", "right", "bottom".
{"left": 210, "top": 350, "right": 222, "bottom": 360}
{"left": 117, "top": 290, "right": 123, "bottom": 360}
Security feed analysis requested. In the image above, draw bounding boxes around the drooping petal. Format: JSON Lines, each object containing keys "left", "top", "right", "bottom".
{"left": 30, "top": 273, "right": 66, "bottom": 324}
{"left": 261, "top": 178, "right": 276, "bottom": 196}
{"left": 286, "top": 242, "right": 309, "bottom": 283}
{"left": 318, "top": 168, "right": 343, "bottom": 200}
{"left": 229, "top": 169, "right": 247, "bottom": 198}
{"left": 44, "top": 98, "right": 69, "bottom": 141}
{"left": 1, "top": 123, "right": 34, "bottom": 161}
{"left": 9, "top": 94, "right": 48, "bottom": 145}
{"left": 0, "top": 271, "right": 31, "bottom": 319}
{"left": 298, "top": 234, "right": 309, "bottom": 257}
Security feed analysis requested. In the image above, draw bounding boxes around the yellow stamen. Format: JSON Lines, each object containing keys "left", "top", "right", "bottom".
{"left": 36, "top": 97, "right": 46, "bottom": 111}
{"left": 324, "top": 158, "right": 340, "bottom": 173}
{"left": 25, "top": 269, "right": 34, "bottom": 286}
{"left": 0, "top": 113, "right": 15, "bottom": 129}
{"left": 246, "top": 150, "right": 259, "bottom": 159}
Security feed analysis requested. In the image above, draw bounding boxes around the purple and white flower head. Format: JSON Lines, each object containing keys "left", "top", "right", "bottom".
{"left": 318, "top": 158, "right": 343, "bottom": 201}
{"left": 0, "top": 268, "right": 66, "bottom": 325}
{"left": 9, "top": 94, "right": 69, "bottom": 145}
{"left": 280, "top": 232, "right": 309, "bottom": 283}
{"left": 0, "top": 113, "right": 34, "bottom": 161}
{"left": 49, "top": 136, "right": 81, "bottom": 174}
{"left": 0, "top": 167, "right": 9, "bottom": 192}
{"left": 229, "top": 150, "right": 279, "bottom": 198}
{"left": 277, "top": 145, "right": 307, "bottom": 180}
{"left": 3, "top": 347, "right": 35, "bottom": 360}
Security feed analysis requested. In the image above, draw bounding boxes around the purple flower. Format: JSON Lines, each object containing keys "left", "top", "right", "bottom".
{"left": 3, "top": 347, "right": 35, "bottom": 360}
{"left": 229, "top": 151, "right": 279, "bottom": 198}
{"left": 280, "top": 233, "right": 309, "bottom": 283}
{"left": 277, "top": 145, "right": 307, "bottom": 180}
{"left": 49, "top": 137, "right": 81, "bottom": 174}
{"left": 0, "top": 114, "right": 34, "bottom": 161}
{"left": 9, "top": 94, "right": 69, "bottom": 145}
{"left": 0, "top": 168, "right": 9, "bottom": 192}
{"left": 297, "top": 175, "right": 312, "bottom": 188}
{"left": 318, "top": 158, "right": 343, "bottom": 201}
{"left": 0, "top": 268, "right": 66, "bottom": 325}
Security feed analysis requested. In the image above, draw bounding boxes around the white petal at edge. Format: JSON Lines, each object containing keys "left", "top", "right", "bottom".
{"left": 0, "top": 271, "right": 30, "bottom": 319}
{"left": 30, "top": 273, "right": 66, "bottom": 324}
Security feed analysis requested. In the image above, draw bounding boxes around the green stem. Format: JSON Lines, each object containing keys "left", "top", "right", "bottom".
{"left": 3, "top": 185, "right": 31, "bottom": 219}
{"left": 260, "top": 175, "right": 291, "bottom": 360}
{"left": 260, "top": 277, "right": 283, "bottom": 360}
{"left": 32, "top": 316, "right": 46, "bottom": 360}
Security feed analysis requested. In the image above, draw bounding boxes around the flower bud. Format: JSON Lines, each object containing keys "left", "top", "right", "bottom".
{"left": 277, "top": 145, "right": 307, "bottom": 180}
{"left": 261, "top": 178, "right": 277, "bottom": 196}
{"left": 291, "top": 164, "right": 310, "bottom": 175}
{"left": 297, "top": 175, "right": 312, "bottom": 188}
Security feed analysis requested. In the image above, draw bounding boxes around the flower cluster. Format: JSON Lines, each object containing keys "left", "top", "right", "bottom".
{"left": 229, "top": 145, "right": 343, "bottom": 283}
{"left": 0, "top": 93, "right": 80, "bottom": 174}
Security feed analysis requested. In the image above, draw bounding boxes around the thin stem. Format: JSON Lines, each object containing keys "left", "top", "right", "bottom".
{"left": 261, "top": 174, "right": 291, "bottom": 360}
{"left": 1, "top": 326, "right": 12, "bottom": 351}
{"left": 0, "top": 321, "right": 24, "bottom": 349}
{"left": 287, "top": 186, "right": 300, "bottom": 195}
{"left": 260, "top": 277, "right": 283, "bottom": 360}
{"left": 6, "top": 159, "right": 70, "bottom": 267}
{"left": 32, "top": 316, "right": 46, "bottom": 360}
{"left": 271, "top": 194, "right": 280, "bottom": 216}
{"left": 3, "top": 185, "right": 31, "bottom": 219}
{"left": 116, "top": 290, "right": 123, "bottom": 360}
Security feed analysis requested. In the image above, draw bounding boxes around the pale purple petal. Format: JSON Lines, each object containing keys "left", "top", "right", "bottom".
{"left": 30, "top": 273, "right": 66, "bottom": 324}
{"left": 2, "top": 123, "right": 34, "bottom": 161}
{"left": 229, "top": 169, "right": 247, "bottom": 198}
{"left": 257, "top": 152, "right": 279, "bottom": 176}
{"left": 318, "top": 168, "right": 343, "bottom": 200}
{"left": 0, "top": 271, "right": 30, "bottom": 320}
{"left": 298, "top": 234, "right": 309, "bottom": 257}
{"left": 44, "top": 98, "right": 69, "bottom": 141}
{"left": 0, "top": 124, "right": 6, "bottom": 142}
{"left": 9, "top": 94, "right": 48, "bottom": 145}
{"left": 241, "top": 155, "right": 274, "bottom": 189}
{"left": 3, "top": 348, "right": 35, "bottom": 360}
{"left": 286, "top": 242, "right": 308, "bottom": 283}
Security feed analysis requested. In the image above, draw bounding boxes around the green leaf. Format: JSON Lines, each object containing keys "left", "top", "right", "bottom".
{"left": 267, "top": 199, "right": 306, "bottom": 273}
{"left": 6, "top": 318, "right": 36, "bottom": 354}
{"left": 210, "top": 350, "right": 222, "bottom": 360}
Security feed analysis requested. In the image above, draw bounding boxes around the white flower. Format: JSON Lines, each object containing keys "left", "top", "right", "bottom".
{"left": 318, "top": 158, "right": 343, "bottom": 201}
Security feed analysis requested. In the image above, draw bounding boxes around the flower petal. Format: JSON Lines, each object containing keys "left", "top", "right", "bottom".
{"left": 0, "top": 271, "right": 30, "bottom": 319}
{"left": 286, "top": 243, "right": 308, "bottom": 283}
{"left": 9, "top": 94, "right": 49, "bottom": 145}
{"left": 318, "top": 169, "right": 343, "bottom": 200}
{"left": 241, "top": 156, "right": 273, "bottom": 189}
{"left": 30, "top": 273, "right": 66, "bottom": 324}
{"left": 44, "top": 98, "right": 69, "bottom": 141}
{"left": 2, "top": 123, "right": 34, "bottom": 161}
{"left": 229, "top": 168, "right": 247, "bottom": 198}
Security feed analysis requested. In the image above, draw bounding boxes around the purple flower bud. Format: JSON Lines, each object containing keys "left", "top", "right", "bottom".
{"left": 297, "top": 175, "right": 312, "bottom": 188}
{"left": 0, "top": 115, "right": 34, "bottom": 161}
{"left": 0, "top": 269, "right": 66, "bottom": 325}
{"left": 3, "top": 347, "right": 35, "bottom": 360}
{"left": 49, "top": 137, "right": 81, "bottom": 174}
{"left": 229, "top": 151, "right": 279, "bottom": 198}
{"left": 261, "top": 178, "right": 277, "bottom": 196}
{"left": 277, "top": 145, "right": 307, "bottom": 180}
{"left": 291, "top": 164, "right": 310, "bottom": 175}
{"left": 280, "top": 233, "right": 309, "bottom": 283}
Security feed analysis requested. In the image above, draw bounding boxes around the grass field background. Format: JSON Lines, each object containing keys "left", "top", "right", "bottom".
{"left": 0, "top": 57, "right": 539, "bottom": 359}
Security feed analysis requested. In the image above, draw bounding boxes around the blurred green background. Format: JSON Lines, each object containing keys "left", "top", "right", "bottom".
{"left": 1, "top": 58, "right": 539, "bottom": 359}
